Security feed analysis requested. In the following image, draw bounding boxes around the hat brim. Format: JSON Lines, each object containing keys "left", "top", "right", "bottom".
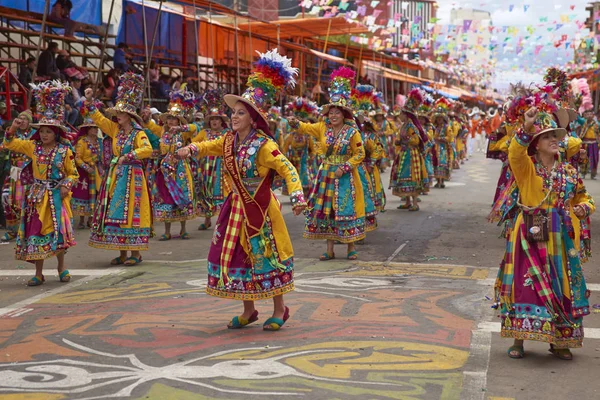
{"left": 159, "top": 113, "right": 188, "bottom": 125}
{"left": 31, "top": 123, "right": 69, "bottom": 133}
{"left": 321, "top": 103, "right": 354, "bottom": 116}
{"left": 223, "top": 94, "right": 268, "bottom": 128}
{"left": 533, "top": 127, "right": 568, "bottom": 142}
{"left": 78, "top": 123, "right": 98, "bottom": 129}
{"left": 105, "top": 108, "right": 144, "bottom": 126}
{"left": 553, "top": 108, "right": 570, "bottom": 130}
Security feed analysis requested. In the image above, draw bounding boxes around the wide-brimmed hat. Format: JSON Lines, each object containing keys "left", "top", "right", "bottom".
{"left": 289, "top": 97, "right": 318, "bottom": 122}
{"left": 432, "top": 97, "right": 452, "bottom": 121}
{"left": 105, "top": 72, "right": 145, "bottom": 126}
{"left": 30, "top": 80, "right": 70, "bottom": 133}
{"left": 224, "top": 48, "right": 298, "bottom": 133}
{"left": 417, "top": 95, "right": 434, "bottom": 121}
{"left": 160, "top": 88, "right": 195, "bottom": 124}
{"left": 200, "top": 89, "right": 229, "bottom": 124}
{"left": 401, "top": 89, "right": 424, "bottom": 116}
{"left": 552, "top": 108, "right": 570, "bottom": 130}
{"left": 321, "top": 66, "right": 355, "bottom": 116}
{"left": 527, "top": 111, "right": 567, "bottom": 155}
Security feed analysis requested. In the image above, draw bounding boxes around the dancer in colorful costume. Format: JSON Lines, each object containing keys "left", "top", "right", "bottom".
{"left": 578, "top": 107, "right": 599, "bottom": 179}
{"left": 2, "top": 111, "right": 34, "bottom": 242}
{"left": 495, "top": 100, "right": 595, "bottom": 360}
{"left": 177, "top": 49, "right": 306, "bottom": 331}
{"left": 283, "top": 98, "right": 316, "bottom": 197}
{"left": 389, "top": 89, "right": 430, "bottom": 211}
{"left": 351, "top": 85, "right": 385, "bottom": 212}
{"left": 84, "top": 72, "right": 153, "bottom": 266}
{"left": 417, "top": 96, "right": 435, "bottom": 192}
{"left": 374, "top": 98, "right": 395, "bottom": 171}
{"left": 190, "top": 89, "right": 231, "bottom": 231}
{"left": 71, "top": 109, "right": 103, "bottom": 229}
{"left": 432, "top": 97, "right": 455, "bottom": 188}
{"left": 288, "top": 66, "right": 366, "bottom": 261}
{"left": 3, "top": 81, "right": 78, "bottom": 286}
{"left": 145, "top": 89, "right": 197, "bottom": 240}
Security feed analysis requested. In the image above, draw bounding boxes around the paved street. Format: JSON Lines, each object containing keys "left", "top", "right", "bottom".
{"left": 1, "top": 152, "right": 599, "bottom": 400}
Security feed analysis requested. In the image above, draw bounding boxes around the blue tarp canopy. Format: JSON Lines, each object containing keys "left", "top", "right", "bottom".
{"left": 0, "top": 0, "right": 102, "bottom": 26}
{"left": 118, "top": 0, "right": 198, "bottom": 66}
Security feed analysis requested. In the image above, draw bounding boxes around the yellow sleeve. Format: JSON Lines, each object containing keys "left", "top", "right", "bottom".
{"left": 566, "top": 137, "right": 582, "bottom": 160}
{"left": 90, "top": 109, "right": 119, "bottom": 138}
{"left": 573, "top": 173, "right": 596, "bottom": 219}
{"left": 408, "top": 126, "right": 420, "bottom": 147}
{"left": 74, "top": 139, "right": 87, "bottom": 168}
{"left": 3, "top": 137, "right": 35, "bottom": 158}
{"left": 132, "top": 130, "right": 153, "bottom": 160}
{"left": 385, "top": 122, "right": 395, "bottom": 136}
{"left": 190, "top": 134, "right": 226, "bottom": 158}
{"left": 342, "top": 130, "right": 365, "bottom": 173}
{"left": 260, "top": 140, "right": 307, "bottom": 205}
{"left": 282, "top": 134, "right": 293, "bottom": 154}
{"left": 298, "top": 121, "right": 325, "bottom": 140}
{"left": 191, "top": 128, "right": 207, "bottom": 144}
{"left": 62, "top": 147, "right": 79, "bottom": 188}
{"left": 145, "top": 120, "right": 164, "bottom": 138}
{"left": 508, "top": 129, "right": 543, "bottom": 206}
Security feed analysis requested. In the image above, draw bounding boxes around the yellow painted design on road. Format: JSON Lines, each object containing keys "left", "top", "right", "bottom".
{"left": 137, "top": 383, "right": 220, "bottom": 400}
{"left": 213, "top": 341, "right": 469, "bottom": 379}
{"left": 39, "top": 283, "right": 199, "bottom": 304}
{"left": 354, "top": 262, "right": 489, "bottom": 280}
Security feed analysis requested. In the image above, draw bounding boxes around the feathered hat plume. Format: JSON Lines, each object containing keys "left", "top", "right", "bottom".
{"left": 322, "top": 66, "right": 356, "bottom": 115}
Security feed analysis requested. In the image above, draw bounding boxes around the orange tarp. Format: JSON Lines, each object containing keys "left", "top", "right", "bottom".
{"left": 238, "top": 16, "right": 369, "bottom": 40}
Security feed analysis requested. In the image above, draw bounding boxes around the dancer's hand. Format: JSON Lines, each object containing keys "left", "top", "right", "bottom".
{"left": 177, "top": 146, "right": 191, "bottom": 159}
{"left": 334, "top": 167, "right": 343, "bottom": 178}
{"left": 293, "top": 205, "right": 306, "bottom": 216}
{"left": 524, "top": 107, "right": 537, "bottom": 132}
{"left": 60, "top": 186, "right": 69, "bottom": 199}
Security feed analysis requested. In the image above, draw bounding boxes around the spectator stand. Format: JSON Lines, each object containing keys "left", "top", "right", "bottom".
{"left": 0, "top": 66, "right": 28, "bottom": 119}
{"left": 0, "top": 4, "right": 117, "bottom": 82}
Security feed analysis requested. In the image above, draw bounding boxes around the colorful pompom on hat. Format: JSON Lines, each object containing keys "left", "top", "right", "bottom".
{"left": 201, "top": 89, "right": 229, "bottom": 122}
{"left": 224, "top": 48, "right": 298, "bottom": 129}
{"left": 431, "top": 97, "right": 452, "bottom": 120}
{"left": 79, "top": 100, "right": 103, "bottom": 130}
{"left": 268, "top": 106, "right": 282, "bottom": 122}
{"left": 322, "top": 66, "right": 355, "bottom": 115}
{"left": 417, "top": 94, "right": 434, "bottom": 120}
{"left": 289, "top": 97, "right": 318, "bottom": 122}
{"left": 30, "top": 80, "right": 71, "bottom": 133}
{"left": 402, "top": 88, "right": 424, "bottom": 116}
{"left": 351, "top": 84, "right": 376, "bottom": 114}
{"left": 161, "top": 88, "right": 196, "bottom": 124}
{"left": 105, "top": 72, "right": 145, "bottom": 126}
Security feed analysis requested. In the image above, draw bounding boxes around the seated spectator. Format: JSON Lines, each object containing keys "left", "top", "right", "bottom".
{"left": 49, "top": 0, "right": 80, "bottom": 38}
{"left": 113, "top": 42, "right": 130, "bottom": 72}
{"left": 171, "top": 75, "right": 182, "bottom": 91}
{"left": 157, "top": 74, "right": 171, "bottom": 99}
{"left": 57, "top": 50, "right": 88, "bottom": 80}
{"left": 36, "top": 42, "right": 61, "bottom": 79}
{"left": 102, "top": 69, "right": 118, "bottom": 100}
{"left": 183, "top": 65, "right": 197, "bottom": 80}
{"left": 148, "top": 60, "right": 159, "bottom": 83}
{"left": 0, "top": 102, "right": 6, "bottom": 126}
{"left": 64, "top": 77, "right": 83, "bottom": 125}
{"left": 18, "top": 57, "right": 35, "bottom": 88}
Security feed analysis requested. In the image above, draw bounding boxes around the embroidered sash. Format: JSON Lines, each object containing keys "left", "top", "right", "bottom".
{"left": 222, "top": 131, "right": 274, "bottom": 238}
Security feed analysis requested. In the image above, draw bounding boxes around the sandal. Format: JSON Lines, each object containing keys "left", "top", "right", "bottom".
{"left": 198, "top": 222, "right": 211, "bottom": 231}
{"left": 319, "top": 252, "right": 335, "bottom": 261}
{"left": 263, "top": 307, "right": 290, "bottom": 331}
{"left": 440, "top": 183, "right": 446, "bottom": 188}
{"left": 549, "top": 345, "right": 573, "bottom": 360}
{"left": 228, "top": 310, "right": 259, "bottom": 329}
{"left": 159, "top": 233, "right": 172, "bottom": 241}
{"left": 27, "top": 275, "right": 45, "bottom": 287}
{"left": 180, "top": 232, "right": 190, "bottom": 240}
{"left": 1, "top": 231, "right": 16, "bottom": 242}
{"left": 507, "top": 345, "right": 525, "bottom": 359}
{"left": 397, "top": 204, "right": 411, "bottom": 210}
{"left": 434, "top": 182, "right": 441, "bottom": 188}
{"left": 110, "top": 256, "right": 126, "bottom": 265}
{"left": 124, "top": 256, "right": 143, "bottom": 266}
{"left": 409, "top": 205, "right": 420, "bottom": 211}
{"left": 347, "top": 250, "right": 358, "bottom": 260}
{"left": 59, "top": 269, "right": 71, "bottom": 282}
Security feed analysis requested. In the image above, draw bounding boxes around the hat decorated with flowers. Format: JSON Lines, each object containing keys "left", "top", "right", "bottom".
{"left": 105, "top": 72, "right": 145, "bottom": 125}
{"left": 30, "top": 80, "right": 71, "bottom": 133}
{"left": 224, "top": 48, "right": 298, "bottom": 130}
{"left": 321, "top": 66, "right": 355, "bottom": 115}
{"left": 79, "top": 99, "right": 103, "bottom": 130}
{"left": 160, "top": 88, "right": 195, "bottom": 124}
{"left": 201, "top": 89, "right": 229, "bottom": 121}
{"left": 401, "top": 88, "right": 424, "bottom": 116}
{"left": 289, "top": 97, "right": 318, "bottom": 122}
{"left": 431, "top": 97, "right": 453, "bottom": 121}
{"left": 268, "top": 106, "right": 282, "bottom": 122}
{"left": 417, "top": 94, "right": 434, "bottom": 120}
